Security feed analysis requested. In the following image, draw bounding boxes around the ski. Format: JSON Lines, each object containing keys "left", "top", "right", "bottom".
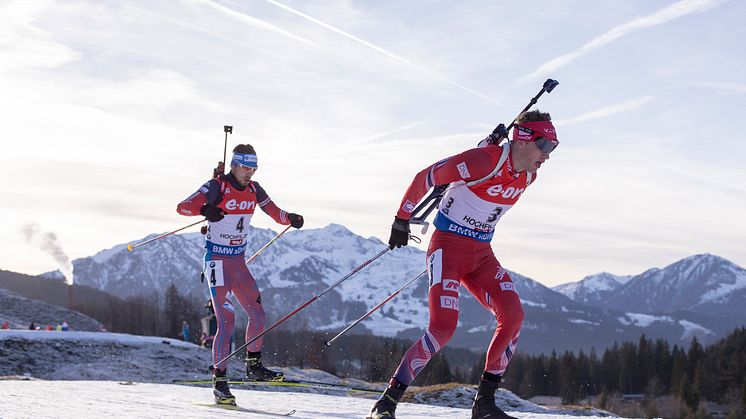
{"left": 195, "top": 403, "right": 295, "bottom": 416}
{"left": 240, "top": 378, "right": 382, "bottom": 394}
{"left": 176, "top": 378, "right": 382, "bottom": 394}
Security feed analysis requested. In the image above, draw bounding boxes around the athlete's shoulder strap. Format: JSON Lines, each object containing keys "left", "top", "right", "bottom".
{"left": 466, "top": 142, "right": 511, "bottom": 187}
{"left": 206, "top": 176, "right": 227, "bottom": 206}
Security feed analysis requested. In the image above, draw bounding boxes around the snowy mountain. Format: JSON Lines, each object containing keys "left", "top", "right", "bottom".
{"left": 49, "top": 224, "right": 431, "bottom": 338}
{"left": 43, "top": 228, "right": 744, "bottom": 354}
{"left": 556, "top": 254, "right": 746, "bottom": 320}
{"left": 553, "top": 272, "right": 632, "bottom": 305}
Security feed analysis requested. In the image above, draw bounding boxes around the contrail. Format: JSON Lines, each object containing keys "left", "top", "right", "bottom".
{"left": 556, "top": 96, "right": 654, "bottom": 126}
{"left": 518, "top": 0, "right": 727, "bottom": 83}
{"left": 197, "top": 0, "right": 321, "bottom": 48}
{"left": 21, "top": 223, "right": 74, "bottom": 286}
{"left": 337, "top": 121, "right": 427, "bottom": 151}
{"left": 261, "top": 0, "right": 507, "bottom": 109}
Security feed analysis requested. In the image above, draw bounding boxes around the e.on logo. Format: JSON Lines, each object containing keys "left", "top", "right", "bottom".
{"left": 224, "top": 199, "right": 256, "bottom": 211}
{"left": 486, "top": 184, "right": 525, "bottom": 199}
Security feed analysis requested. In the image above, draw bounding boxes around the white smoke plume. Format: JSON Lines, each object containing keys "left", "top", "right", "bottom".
{"left": 21, "top": 223, "right": 74, "bottom": 286}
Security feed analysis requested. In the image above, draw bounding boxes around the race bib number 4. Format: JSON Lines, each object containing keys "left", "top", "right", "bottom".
{"left": 204, "top": 260, "right": 225, "bottom": 288}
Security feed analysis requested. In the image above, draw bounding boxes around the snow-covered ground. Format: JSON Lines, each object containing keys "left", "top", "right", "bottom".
{"left": 0, "top": 331, "right": 614, "bottom": 418}
{"left": 0, "top": 380, "right": 459, "bottom": 418}
{"left": 0, "top": 380, "right": 615, "bottom": 419}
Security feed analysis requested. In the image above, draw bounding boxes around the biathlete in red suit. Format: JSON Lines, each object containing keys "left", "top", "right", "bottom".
{"left": 368, "top": 111, "right": 559, "bottom": 419}
{"left": 177, "top": 144, "right": 304, "bottom": 406}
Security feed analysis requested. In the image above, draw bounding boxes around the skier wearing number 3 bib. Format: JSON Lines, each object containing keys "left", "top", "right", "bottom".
{"left": 177, "top": 144, "right": 303, "bottom": 406}
{"left": 369, "top": 111, "right": 559, "bottom": 419}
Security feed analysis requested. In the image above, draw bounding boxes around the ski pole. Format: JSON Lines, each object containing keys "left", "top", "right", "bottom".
{"left": 127, "top": 219, "right": 206, "bottom": 251}
{"left": 409, "top": 78, "right": 559, "bottom": 229}
{"left": 211, "top": 247, "right": 391, "bottom": 369}
{"left": 245, "top": 225, "right": 292, "bottom": 265}
{"left": 223, "top": 125, "right": 233, "bottom": 175}
{"left": 324, "top": 269, "right": 427, "bottom": 347}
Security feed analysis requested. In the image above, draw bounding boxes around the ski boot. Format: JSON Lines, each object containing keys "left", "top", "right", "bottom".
{"left": 367, "top": 379, "right": 406, "bottom": 419}
{"left": 471, "top": 372, "right": 517, "bottom": 419}
{"left": 213, "top": 368, "right": 236, "bottom": 406}
{"left": 245, "top": 351, "right": 284, "bottom": 382}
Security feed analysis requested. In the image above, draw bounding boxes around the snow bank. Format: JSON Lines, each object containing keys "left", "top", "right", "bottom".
{"left": 0, "top": 330, "right": 193, "bottom": 348}
{"left": 0, "top": 380, "right": 614, "bottom": 418}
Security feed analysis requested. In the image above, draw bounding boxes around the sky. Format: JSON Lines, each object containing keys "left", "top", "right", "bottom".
{"left": 1, "top": 0, "right": 745, "bottom": 287}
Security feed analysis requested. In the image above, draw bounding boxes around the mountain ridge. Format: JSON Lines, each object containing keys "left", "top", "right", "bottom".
{"left": 38, "top": 226, "right": 745, "bottom": 354}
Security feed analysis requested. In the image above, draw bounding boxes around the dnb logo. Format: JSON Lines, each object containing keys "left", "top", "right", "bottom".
{"left": 440, "top": 295, "right": 459, "bottom": 311}
{"left": 209, "top": 261, "right": 216, "bottom": 268}
{"left": 230, "top": 239, "right": 242, "bottom": 246}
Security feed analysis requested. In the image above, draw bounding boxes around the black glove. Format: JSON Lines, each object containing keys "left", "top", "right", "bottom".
{"left": 200, "top": 204, "right": 225, "bottom": 222}
{"left": 388, "top": 217, "right": 410, "bottom": 249}
{"left": 288, "top": 213, "right": 304, "bottom": 229}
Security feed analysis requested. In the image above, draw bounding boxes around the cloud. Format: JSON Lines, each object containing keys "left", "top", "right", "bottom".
{"left": 688, "top": 81, "right": 746, "bottom": 95}
{"left": 642, "top": 157, "right": 746, "bottom": 194}
{"left": 518, "top": 0, "right": 727, "bottom": 83}
{"left": 556, "top": 96, "right": 654, "bottom": 126}
{"left": 0, "top": 1, "right": 79, "bottom": 74}
{"left": 261, "top": 0, "right": 507, "bottom": 108}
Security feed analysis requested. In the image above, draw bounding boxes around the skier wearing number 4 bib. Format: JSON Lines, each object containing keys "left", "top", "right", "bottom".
{"left": 177, "top": 144, "right": 304, "bottom": 406}
{"left": 368, "top": 111, "right": 558, "bottom": 419}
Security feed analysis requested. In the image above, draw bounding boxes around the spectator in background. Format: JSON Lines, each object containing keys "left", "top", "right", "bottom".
{"left": 45, "top": 324, "right": 53, "bottom": 331}
{"left": 181, "top": 320, "right": 190, "bottom": 342}
{"left": 55, "top": 323, "right": 62, "bottom": 331}
{"left": 61, "top": 321, "right": 69, "bottom": 331}
{"left": 28, "top": 322, "right": 36, "bottom": 330}
{"left": 1, "top": 321, "right": 9, "bottom": 329}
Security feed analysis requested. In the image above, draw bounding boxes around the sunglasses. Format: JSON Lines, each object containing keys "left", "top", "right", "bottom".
{"left": 533, "top": 137, "right": 558, "bottom": 154}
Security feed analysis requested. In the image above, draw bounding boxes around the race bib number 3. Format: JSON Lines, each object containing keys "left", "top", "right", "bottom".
{"left": 204, "top": 260, "right": 225, "bottom": 288}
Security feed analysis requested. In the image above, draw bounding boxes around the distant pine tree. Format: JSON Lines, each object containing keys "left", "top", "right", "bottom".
{"left": 680, "top": 380, "right": 700, "bottom": 411}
